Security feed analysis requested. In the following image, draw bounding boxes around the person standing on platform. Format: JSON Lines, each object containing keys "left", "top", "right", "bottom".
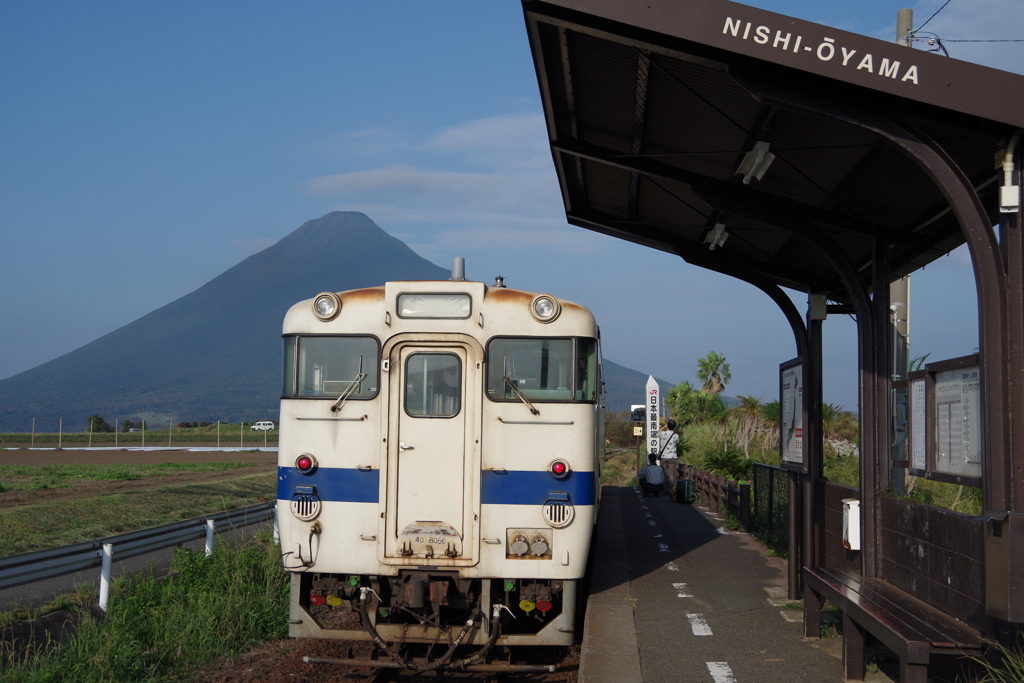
{"left": 658, "top": 419, "right": 680, "bottom": 500}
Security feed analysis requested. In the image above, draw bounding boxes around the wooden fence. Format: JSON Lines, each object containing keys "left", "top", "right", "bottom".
{"left": 680, "top": 463, "right": 751, "bottom": 533}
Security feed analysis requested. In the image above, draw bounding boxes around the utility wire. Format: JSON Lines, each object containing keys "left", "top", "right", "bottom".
{"left": 914, "top": 0, "right": 953, "bottom": 33}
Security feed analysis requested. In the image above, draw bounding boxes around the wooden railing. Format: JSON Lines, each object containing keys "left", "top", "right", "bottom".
{"left": 680, "top": 464, "right": 751, "bottom": 532}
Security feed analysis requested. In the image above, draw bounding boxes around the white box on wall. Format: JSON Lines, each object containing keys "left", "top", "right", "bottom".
{"left": 842, "top": 499, "right": 861, "bottom": 551}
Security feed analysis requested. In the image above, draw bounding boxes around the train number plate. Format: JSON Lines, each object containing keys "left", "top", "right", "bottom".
{"left": 397, "top": 521, "right": 462, "bottom": 558}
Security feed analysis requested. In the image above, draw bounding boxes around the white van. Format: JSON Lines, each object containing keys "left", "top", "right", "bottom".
{"left": 250, "top": 421, "right": 275, "bottom": 431}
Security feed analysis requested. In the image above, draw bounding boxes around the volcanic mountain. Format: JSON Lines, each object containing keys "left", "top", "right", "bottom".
{"left": 0, "top": 212, "right": 672, "bottom": 431}
{"left": 0, "top": 212, "right": 449, "bottom": 431}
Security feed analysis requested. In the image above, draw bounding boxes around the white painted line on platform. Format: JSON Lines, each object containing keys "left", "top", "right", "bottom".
{"left": 672, "top": 582, "right": 693, "bottom": 597}
{"left": 665, "top": 562, "right": 679, "bottom": 571}
{"left": 657, "top": 543, "right": 670, "bottom": 552}
{"left": 640, "top": 505, "right": 649, "bottom": 510}
{"left": 648, "top": 521, "right": 657, "bottom": 526}
{"left": 707, "top": 662, "right": 736, "bottom": 682}
{"left": 652, "top": 533, "right": 663, "bottom": 538}
{"left": 687, "top": 613, "right": 713, "bottom": 636}
{"left": 645, "top": 513, "right": 652, "bottom": 518}
{"left": 716, "top": 527, "right": 728, "bottom": 534}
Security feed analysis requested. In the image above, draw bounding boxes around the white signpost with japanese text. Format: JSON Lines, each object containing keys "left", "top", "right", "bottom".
{"left": 646, "top": 376, "right": 659, "bottom": 462}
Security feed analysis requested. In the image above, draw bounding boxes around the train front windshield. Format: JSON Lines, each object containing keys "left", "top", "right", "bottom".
{"left": 282, "top": 336, "right": 380, "bottom": 398}
{"left": 486, "top": 337, "right": 597, "bottom": 402}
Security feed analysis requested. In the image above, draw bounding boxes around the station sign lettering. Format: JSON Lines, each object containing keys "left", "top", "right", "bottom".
{"left": 722, "top": 18, "right": 919, "bottom": 85}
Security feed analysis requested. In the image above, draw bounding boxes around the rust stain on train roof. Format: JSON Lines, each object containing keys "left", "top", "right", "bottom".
{"left": 340, "top": 287, "right": 384, "bottom": 303}
{"left": 484, "top": 288, "right": 537, "bottom": 304}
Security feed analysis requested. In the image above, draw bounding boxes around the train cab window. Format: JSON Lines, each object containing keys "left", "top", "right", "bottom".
{"left": 486, "top": 338, "right": 597, "bottom": 403}
{"left": 404, "top": 353, "right": 461, "bottom": 418}
{"left": 575, "top": 338, "right": 598, "bottom": 401}
{"left": 283, "top": 335, "right": 380, "bottom": 399}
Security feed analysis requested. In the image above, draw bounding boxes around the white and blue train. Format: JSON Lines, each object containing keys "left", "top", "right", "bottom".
{"left": 276, "top": 262, "right": 603, "bottom": 666}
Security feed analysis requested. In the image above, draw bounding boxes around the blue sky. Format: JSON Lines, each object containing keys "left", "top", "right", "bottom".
{"left": 2, "top": 0, "right": 1022, "bottom": 409}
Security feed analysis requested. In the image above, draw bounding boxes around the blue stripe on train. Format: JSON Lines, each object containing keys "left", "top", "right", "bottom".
{"left": 480, "top": 469, "right": 595, "bottom": 506}
{"left": 278, "top": 467, "right": 380, "bottom": 503}
{"left": 278, "top": 467, "right": 596, "bottom": 506}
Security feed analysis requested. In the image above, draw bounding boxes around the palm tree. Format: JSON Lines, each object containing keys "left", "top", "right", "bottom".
{"left": 696, "top": 351, "right": 732, "bottom": 395}
{"left": 666, "top": 381, "right": 698, "bottom": 425}
{"left": 667, "top": 380, "right": 727, "bottom": 426}
{"left": 758, "top": 399, "right": 780, "bottom": 452}
{"left": 729, "top": 394, "right": 764, "bottom": 456}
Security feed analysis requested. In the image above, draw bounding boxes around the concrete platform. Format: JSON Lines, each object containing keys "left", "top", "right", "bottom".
{"left": 579, "top": 486, "right": 895, "bottom": 682}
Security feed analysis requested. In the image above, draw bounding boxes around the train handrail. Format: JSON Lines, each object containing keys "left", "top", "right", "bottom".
{"left": 0, "top": 502, "right": 276, "bottom": 594}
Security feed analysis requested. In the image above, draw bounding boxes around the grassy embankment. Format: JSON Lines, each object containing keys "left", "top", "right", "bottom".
{"left": 0, "top": 457, "right": 285, "bottom": 681}
{"left": 1, "top": 534, "right": 289, "bottom": 683}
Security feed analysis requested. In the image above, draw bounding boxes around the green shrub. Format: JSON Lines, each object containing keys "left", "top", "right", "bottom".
{"left": 704, "top": 447, "right": 751, "bottom": 482}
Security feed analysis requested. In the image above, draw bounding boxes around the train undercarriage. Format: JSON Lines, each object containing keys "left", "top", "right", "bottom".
{"left": 288, "top": 571, "right": 577, "bottom": 672}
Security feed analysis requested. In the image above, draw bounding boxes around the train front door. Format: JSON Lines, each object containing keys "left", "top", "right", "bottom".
{"left": 384, "top": 343, "right": 475, "bottom": 561}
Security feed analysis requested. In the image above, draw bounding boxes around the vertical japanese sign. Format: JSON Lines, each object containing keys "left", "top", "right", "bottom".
{"left": 646, "top": 375, "right": 659, "bottom": 458}
{"left": 780, "top": 359, "right": 803, "bottom": 467}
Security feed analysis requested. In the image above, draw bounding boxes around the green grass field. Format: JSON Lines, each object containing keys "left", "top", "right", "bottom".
{"left": 0, "top": 471, "right": 276, "bottom": 557}
{"left": 0, "top": 462, "right": 254, "bottom": 494}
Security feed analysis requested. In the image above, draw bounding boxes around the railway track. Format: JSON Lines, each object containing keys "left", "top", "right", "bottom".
{"left": 289, "top": 643, "right": 576, "bottom": 683}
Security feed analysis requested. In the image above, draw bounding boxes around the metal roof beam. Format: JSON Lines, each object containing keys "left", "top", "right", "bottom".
{"left": 552, "top": 138, "right": 919, "bottom": 244}
{"left": 565, "top": 207, "right": 830, "bottom": 292}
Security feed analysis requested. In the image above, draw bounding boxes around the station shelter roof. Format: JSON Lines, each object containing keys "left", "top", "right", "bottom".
{"left": 522, "top": 0, "right": 1024, "bottom": 303}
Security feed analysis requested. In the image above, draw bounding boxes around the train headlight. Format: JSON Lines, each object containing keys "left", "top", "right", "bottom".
{"left": 295, "top": 454, "right": 318, "bottom": 474}
{"left": 549, "top": 459, "right": 570, "bottom": 479}
{"left": 312, "top": 292, "right": 341, "bottom": 321}
{"left": 530, "top": 294, "right": 561, "bottom": 323}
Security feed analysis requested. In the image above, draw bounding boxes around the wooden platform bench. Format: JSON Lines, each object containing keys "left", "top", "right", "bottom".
{"left": 803, "top": 567, "right": 984, "bottom": 682}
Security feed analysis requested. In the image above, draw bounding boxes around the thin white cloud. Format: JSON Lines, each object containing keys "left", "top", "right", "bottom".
{"left": 421, "top": 113, "right": 551, "bottom": 171}
{"left": 303, "top": 114, "right": 620, "bottom": 261}
{"left": 304, "top": 164, "right": 559, "bottom": 214}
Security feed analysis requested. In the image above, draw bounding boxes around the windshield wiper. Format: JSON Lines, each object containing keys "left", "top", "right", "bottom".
{"left": 504, "top": 376, "right": 539, "bottom": 415}
{"left": 332, "top": 358, "right": 367, "bottom": 413}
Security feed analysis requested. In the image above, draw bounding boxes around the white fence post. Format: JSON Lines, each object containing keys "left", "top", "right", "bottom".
{"left": 99, "top": 543, "right": 113, "bottom": 612}
{"left": 273, "top": 506, "right": 280, "bottom": 545}
{"left": 205, "top": 519, "right": 216, "bottom": 556}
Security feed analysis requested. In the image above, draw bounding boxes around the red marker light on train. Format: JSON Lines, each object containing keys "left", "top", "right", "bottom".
{"left": 550, "top": 460, "right": 569, "bottom": 479}
{"left": 296, "top": 454, "right": 317, "bottom": 474}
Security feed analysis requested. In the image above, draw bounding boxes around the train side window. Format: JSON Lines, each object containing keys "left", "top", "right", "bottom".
{"left": 404, "top": 353, "right": 461, "bottom": 418}
{"left": 282, "top": 336, "right": 297, "bottom": 397}
{"left": 285, "top": 335, "right": 380, "bottom": 399}
{"left": 575, "top": 338, "right": 598, "bottom": 401}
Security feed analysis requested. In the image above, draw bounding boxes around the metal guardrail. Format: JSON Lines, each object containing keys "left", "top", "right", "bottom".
{"left": 0, "top": 502, "right": 276, "bottom": 598}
